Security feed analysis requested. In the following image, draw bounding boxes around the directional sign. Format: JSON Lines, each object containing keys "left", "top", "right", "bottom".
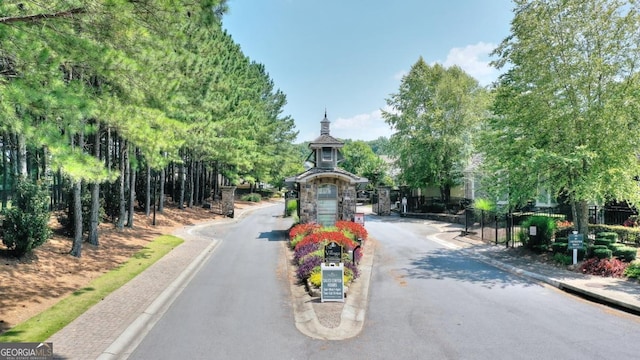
{"left": 568, "top": 233, "right": 584, "bottom": 250}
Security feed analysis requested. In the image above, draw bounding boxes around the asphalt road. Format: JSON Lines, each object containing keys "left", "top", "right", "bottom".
{"left": 127, "top": 207, "right": 640, "bottom": 360}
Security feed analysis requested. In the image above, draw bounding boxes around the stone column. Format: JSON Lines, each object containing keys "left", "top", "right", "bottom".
{"left": 341, "top": 186, "right": 357, "bottom": 221}
{"left": 377, "top": 186, "right": 391, "bottom": 216}
{"left": 221, "top": 186, "right": 236, "bottom": 218}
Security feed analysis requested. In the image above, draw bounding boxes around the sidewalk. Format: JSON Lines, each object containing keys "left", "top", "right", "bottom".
{"left": 48, "top": 202, "right": 279, "bottom": 360}
{"left": 430, "top": 220, "right": 640, "bottom": 315}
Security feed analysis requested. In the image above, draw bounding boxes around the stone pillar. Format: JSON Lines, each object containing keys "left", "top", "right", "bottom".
{"left": 341, "top": 186, "right": 357, "bottom": 221}
{"left": 221, "top": 186, "right": 236, "bottom": 218}
{"left": 377, "top": 186, "right": 391, "bottom": 216}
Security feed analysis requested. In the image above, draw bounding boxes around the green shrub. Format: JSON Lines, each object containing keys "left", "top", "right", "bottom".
{"left": 521, "top": 216, "right": 556, "bottom": 252}
{"left": 241, "top": 193, "right": 262, "bottom": 202}
{"left": 597, "top": 232, "right": 619, "bottom": 242}
{"left": 1, "top": 178, "right": 52, "bottom": 257}
{"left": 553, "top": 252, "right": 573, "bottom": 266}
{"left": 551, "top": 242, "right": 568, "bottom": 254}
{"left": 593, "top": 248, "right": 613, "bottom": 259}
{"left": 594, "top": 238, "right": 612, "bottom": 246}
{"left": 624, "top": 262, "right": 640, "bottom": 279}
{"left": 588, "top": 245, "right": 608, "bottom": 257}
{"left": 589, "top": 224, "right": 640, "bottom": 245}
{"left": 613, "top": 247, "right": 637, "bottom": 262}
{"left": 285, "top": 199, "right": 297, "bottom": 217}
{"left": 608, "top": 243, "right": 626, "bottom": 251}
{"left": 473, "top": 198, "right": 495, "bottom": 211}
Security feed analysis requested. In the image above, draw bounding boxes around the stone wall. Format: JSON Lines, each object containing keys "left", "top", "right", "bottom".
{"left": 298, "top": 178, "right": 358, "bottom": 225}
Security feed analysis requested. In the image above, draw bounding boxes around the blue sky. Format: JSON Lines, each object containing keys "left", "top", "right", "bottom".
{"left": 222, "top": 1, "right": 514, "bottom": 143}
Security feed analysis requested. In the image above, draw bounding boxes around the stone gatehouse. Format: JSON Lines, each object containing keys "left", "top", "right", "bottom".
{"left": 286, "top": 113, "right": 368, "bottom": 226}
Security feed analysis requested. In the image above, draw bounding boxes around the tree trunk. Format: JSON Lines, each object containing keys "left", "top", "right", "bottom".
{"left": 194, "top": 161, "right": 200, "bottom": 206}
{"left": 17, "top": 132, "right": 27, "bottom": 177}
{"left": 127, "top": 149, "right": 136, "bottom": 228}
{"left": 2, "top": 133, "right": 8, "bottom": 209}
{"left": 117, "top": 139, "right": 127, "bottom": 229}
{"left": 188, "top": 159, "right": 194, "bottom": 208}
{"left": 179, "top": 160, "right": 185, "bottom": 210}
{"left": 159, "top": 167, "right": 165, "bottom": 213}
{"left": 575, "top": 200, "right": 589, "bottom": 238}
{"left": 145, "top": 163, "right": 151, "bottom": 216}
{"left": 70, "top": 132, "right": 84, "bottom": 258}
{"left": 89, "top": 126, "right": 100, "bottom": 246}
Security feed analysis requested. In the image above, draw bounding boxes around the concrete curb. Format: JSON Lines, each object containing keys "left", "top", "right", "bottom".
{"left": 291, "top": 237, "right": 376, "bottom": 340}
{"left": 461, "top": 248, "right": 640, "bottom": 315}
{"left": 97, "top": 236, "right": 220, "bottom": 360}
{"left": 98, "top": 201, "right": 282, "bottom": 360}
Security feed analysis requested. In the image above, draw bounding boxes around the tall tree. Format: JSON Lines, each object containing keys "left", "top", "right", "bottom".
{"left": 340, "top": 141, "right": 387, "bottom": 188}
{"left": 383, "top": 58, "right": 490, "bottom": 203}
{"left": 478, "top": 0, "right": 640, "bottom": 235}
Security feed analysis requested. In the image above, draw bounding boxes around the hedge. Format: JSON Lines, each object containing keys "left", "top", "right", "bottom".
{"left": 588, "top": 224, "right": 640, "bottom": 245}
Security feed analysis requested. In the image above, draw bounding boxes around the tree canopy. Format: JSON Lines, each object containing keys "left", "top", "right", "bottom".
{"left": 0, "top": 0, "right": 299, "bottom": 256}
{"left": 383, "top": 58, "right": 491, "bottom": 202}
{"left": 477, "top": 0, "right": 640, "bottom": 234}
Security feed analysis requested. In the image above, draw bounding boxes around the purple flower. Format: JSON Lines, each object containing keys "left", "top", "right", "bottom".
{"left": 296, "top": 255, "right": 323, "bottom": 281}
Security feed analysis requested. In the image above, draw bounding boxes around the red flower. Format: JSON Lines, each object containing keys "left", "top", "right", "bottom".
{"left": 336, "top": 220, "right": 368, "bottom": 240}
{"left": 294, "top": 230, "right": 358, "bottom": 252}
{"left": 289, "top": 223, "right": 321, "bottom": 239}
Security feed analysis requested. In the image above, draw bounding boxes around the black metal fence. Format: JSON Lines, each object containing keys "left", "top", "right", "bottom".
{"left": 464, "top": 207, "right": 572, "bottom": 247}
{"left": 463, "top": 204, "right": 638, "bottom": 247}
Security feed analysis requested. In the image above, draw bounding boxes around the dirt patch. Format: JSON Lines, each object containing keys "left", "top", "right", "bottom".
{"left": 0, "top": 200, "right": 268, "bottom": 334}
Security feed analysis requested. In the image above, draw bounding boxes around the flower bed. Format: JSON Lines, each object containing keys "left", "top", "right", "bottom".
{"left": 289, "top": 221, "right": 367, "bottom": 290}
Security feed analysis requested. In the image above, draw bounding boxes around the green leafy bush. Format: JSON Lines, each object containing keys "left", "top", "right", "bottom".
{"left": 592, "top": 248, "right": 613, "bottom": 260}
{"left": 241, "top": 193, "right": 262, "bottom": 202}
{"left": 1, "top": 178, "right": 52, "bottom": 257}
{"left": 608, "top": 243, "right": 626, "bottom": 252}
{"left": 551, "top": 242, "right": 568, "bottom": 254}
{"left": 553, "top": 252, "right": 572, "bottom": 266}
{"left": 623, "top": 262, "right": 640, "bottom": 279}
{"left": 285, "top": 199, "right": 297, "bottom": 217}
{"left": 588, "top": 245, "right": 607, "bottom": 258}
{"left": 568, "top": 247, "right": 587, "bottom": 261}
{"left": 521, "top": 216, "right": 556, "bottom": 252}
{"left": 594, "top": 237, "right": 613, "bottom": 246}
{"left": 597, "top": 232, "right": 619, "bottom": 242}
{"left": 589, "top": 224, "right": 640, "bottom": 245}
{"left": 613, "top": 247, "right": 637, "bottom": 262}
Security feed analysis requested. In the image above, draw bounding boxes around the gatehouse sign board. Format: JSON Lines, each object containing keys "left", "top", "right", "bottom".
{"left": 324, "top": 241, "right": 343, "bottom": 264}
{"left": 321, "top": 263, "right": 344, "bottom": 302}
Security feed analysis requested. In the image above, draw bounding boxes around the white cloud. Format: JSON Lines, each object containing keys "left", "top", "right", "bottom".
{"left": 442, "top": 42, "right": 498, "bottom": 85}
{"left": 331, "top": 108, "right": 394, "bottom": 141}
{"left": 393, "top": 70, "right": 407, "bottom": 80}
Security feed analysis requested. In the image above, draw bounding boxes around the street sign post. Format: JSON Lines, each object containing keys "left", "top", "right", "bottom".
{"left": 568, "top": 232, "right": 584, "bottom": 265}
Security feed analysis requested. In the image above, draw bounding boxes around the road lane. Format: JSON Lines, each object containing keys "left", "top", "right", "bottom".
{"left": 127, "top": 211, "right": 640, "bottom": 360}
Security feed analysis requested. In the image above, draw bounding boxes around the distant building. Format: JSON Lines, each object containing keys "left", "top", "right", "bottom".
{"left": 285, "top": 113, "right": 368, "bottom": 226}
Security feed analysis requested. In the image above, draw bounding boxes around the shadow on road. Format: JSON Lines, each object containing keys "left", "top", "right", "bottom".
{"left": 403, "top": 248, "right": 542, "bottom": 290}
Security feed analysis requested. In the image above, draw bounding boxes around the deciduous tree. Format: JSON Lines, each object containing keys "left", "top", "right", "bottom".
{"left": 478, "top": 0, "right": 640, "bottom": 235}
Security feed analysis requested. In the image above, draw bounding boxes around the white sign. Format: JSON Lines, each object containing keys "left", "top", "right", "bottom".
{"left": 321, "top": 263, "right": 344, "bottom": 302}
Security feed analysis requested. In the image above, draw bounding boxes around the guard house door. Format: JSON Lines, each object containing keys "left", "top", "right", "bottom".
{"left": 317, "top": 184, "right": 337, "bottom": 227}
